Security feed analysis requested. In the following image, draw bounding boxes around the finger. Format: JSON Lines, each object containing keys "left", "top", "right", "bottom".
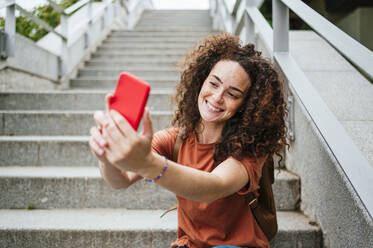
{"left": 94, "top": 111, "right": 109, "bottom": 129}
{"left": 109, "top": 110, "right": 136, "bottom": 138}
{"left": 89, "top": 138, "right": 111, "bottom": 165}
{"left": 105, "top": 93, "right": 114, "bottom": 112}
{"left": 103, "top": 112, "right": 127, "bottom": 143}
{"left": 90, "top": 126, "right": 107, "bottom": 148}
{"left": 89, "top": 137, "right": 104, "bottom": 156}
{"left": 142, "top": 108, "right": 153, "bottom": 139}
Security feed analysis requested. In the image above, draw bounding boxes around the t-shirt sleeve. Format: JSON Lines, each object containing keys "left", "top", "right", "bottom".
{"left": 237, "top": 155, "right": 268, "bottom": 195}
{"left": 151, "top": 127, "right": 179, "bottom": 160}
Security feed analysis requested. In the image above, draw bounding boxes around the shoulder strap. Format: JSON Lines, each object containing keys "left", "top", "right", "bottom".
{"left": 245, "top": 155, "right": 278, "bottom": 241}
{"left": 161, "top": 129, "right": 183, "bottom": 218}
{"left": 172, "top": 128, "right": 183, "bottom": 162}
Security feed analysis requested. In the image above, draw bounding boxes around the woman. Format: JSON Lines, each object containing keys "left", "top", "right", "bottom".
{"left": 89, "top": 32, "right": 288, "bottom": 248}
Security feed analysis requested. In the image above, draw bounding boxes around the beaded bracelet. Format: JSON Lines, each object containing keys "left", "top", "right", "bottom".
{"left": 144, "top": 156, "right": 168, "bottom": 183}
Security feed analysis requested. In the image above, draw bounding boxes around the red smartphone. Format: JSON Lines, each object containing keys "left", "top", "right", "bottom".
{"left": 109, "top": 72, "right": 151, "bottom": 131}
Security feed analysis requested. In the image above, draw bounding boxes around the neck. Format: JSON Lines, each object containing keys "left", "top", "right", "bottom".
{"left": 195, "top": 121, "right": 224, "bottom": 144}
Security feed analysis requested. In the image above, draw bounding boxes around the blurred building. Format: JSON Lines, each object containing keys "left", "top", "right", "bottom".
{"left": 306, "top": 0, "right": 373, "bottom": 51}
{"left": 260, "top": 0, "right": 373, "bottom": 51}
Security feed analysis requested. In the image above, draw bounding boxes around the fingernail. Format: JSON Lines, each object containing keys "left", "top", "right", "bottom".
{"left": 98, "top": 148, "right": 103, "bottom": 155}
{"left": 100, "top": 139, "right": 106, "bottom": 146}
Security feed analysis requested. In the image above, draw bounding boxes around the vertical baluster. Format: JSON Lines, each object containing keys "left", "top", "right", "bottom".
{"left": 87, "top": 0, "right": 93, "bottom": 49}
{"left": 60, "top": 12, "right": 69, "bottom": 81}
{"left": 5, "top": 1, "right": 15, "bottom": 57}
{"left": 273, "top": 0, "right": 289, "bottom": 52}
{"left": 245, "top": 0, "right": 256, "bottom": 44}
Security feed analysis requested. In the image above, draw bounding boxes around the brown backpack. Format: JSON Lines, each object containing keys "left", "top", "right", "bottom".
{"left": 162, "top": 130, "right": 278, "bottom": 241}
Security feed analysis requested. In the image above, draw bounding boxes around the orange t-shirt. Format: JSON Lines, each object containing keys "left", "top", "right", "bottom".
{"left": 152, "top": 128, "right": 270, "bottom": 248}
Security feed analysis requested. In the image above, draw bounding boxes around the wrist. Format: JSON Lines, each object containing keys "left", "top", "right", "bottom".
{"left": 139, "top": 152, "right": 164, "bottom": 180}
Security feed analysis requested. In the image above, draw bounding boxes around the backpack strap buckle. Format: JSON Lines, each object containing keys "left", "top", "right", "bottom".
{"left": 246, "top": 192, "right": 258, "bottom": 209}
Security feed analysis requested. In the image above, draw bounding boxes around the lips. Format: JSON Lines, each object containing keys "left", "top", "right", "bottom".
{"left": 205, "top": 100, "right": 223, "bottom": 112}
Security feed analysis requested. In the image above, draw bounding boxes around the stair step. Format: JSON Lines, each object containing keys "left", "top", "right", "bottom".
{"left": 85, "top": 60, "right": 179, "bottom": 67}
{"left": 132, "top": 27, "right": 213, "bottom": 32}
{"left": 87, "top": 57, "right": 181, "bottom": 64}
{"left": 91, "top": 52, "right": 183, "bottom": 59}
{"left": 0, "top": 209, "right": 322, "bottom": 248}
{"left": 71, "top": 77, "right": 179, "bottom": 89}
{"left": 93, "top": 50, "right": 186, "bottom": 56}
{"left": 98, "top": 43, "right": 195, "bottom": 49}
{"left": 0, "top": 167, "right": 299, "bottom": 210}
{"left": 135, "top": 23, "right": 212, "bottom": 27}
{"left": 0, "top": 110, "right": 172, "bottom": 136}
{"left": 109, "top": 31, "right": 211, "bottom": 37}
{"left": 0, "top": 89, "right": 175, "bottom": 111}
{"left": 78, "top": 68, "right": 179, "bottom": 77}
{"left": 104, "top": 37, "right": 204, "bottom": 43}
{"left": 95, "top": 48, "right": 190, "bottom": 55}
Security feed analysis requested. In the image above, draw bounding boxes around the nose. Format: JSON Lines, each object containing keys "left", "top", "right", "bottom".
{"left": 212, "top": 89, "right": 224, "bottom": 103}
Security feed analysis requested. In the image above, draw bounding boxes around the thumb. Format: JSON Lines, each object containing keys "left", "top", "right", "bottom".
{"left": 105, "top": 93, "right": 114, "bottom": 112}
{"left": 142, "top": 108, "right": 153, "bottom": 139}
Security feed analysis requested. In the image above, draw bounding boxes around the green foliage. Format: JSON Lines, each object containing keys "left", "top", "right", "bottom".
{"left": 0, "top": 17, "right": 4, "bottom": 27}
{"left": 26, "top": 204, "right": 36, "bottom": 210}
{"left": 8, "top": 0, "right": 83, "bottom": 42}
{"left": 16, "top": 16, "right": 48, "bottom": 42}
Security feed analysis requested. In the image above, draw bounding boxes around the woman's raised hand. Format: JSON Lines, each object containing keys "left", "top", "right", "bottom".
{"left": 89, "top": 93, "right": 113, "bottom": 163}
{"left": 100, "top": 107, "right": 154, "bottom": 172}
{"left": 89, "top": 92, "right": 154, "bottom": 173}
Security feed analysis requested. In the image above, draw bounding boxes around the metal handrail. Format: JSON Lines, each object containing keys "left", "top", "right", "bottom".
{"left": 0, "top": 0, "right": 14, "bottom": 9}
{"left": 65, "top": 0, "right": 90, "bottom": 15}
{"left": 212, "top": 0, "right": 373, "bottom": 222}
{"left": 232, "top": 0, "right": 242, "bottom": 17}
{"left": 15, "top": 4, "right": 67, "bottom": 41}
{"left": 245, "top": 6, "right": 273, "bottom": 52}
{"left": 273, "top": 0, "right": 373, "bottom": 221}
{"left": 45, "top": 0, "right": 90, "bottom": 16}
{"left": 281, "top": 0, "right": 373, "bottom": 80}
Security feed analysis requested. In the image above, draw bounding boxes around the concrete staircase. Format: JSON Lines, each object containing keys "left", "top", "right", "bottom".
{"left": 0, "top": 10, "right": 322, "bottom": 247}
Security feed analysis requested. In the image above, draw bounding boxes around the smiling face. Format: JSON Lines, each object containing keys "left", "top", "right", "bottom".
{"left": 197, "top": 60, "right": 251, "bottom": 128}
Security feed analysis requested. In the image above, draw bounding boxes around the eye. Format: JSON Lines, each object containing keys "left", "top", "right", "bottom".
{"left": 227, "top": 92, "right": 239, "bottom": 99}
{"left": 209, "top": 82, "right": 218, "bottom": 87}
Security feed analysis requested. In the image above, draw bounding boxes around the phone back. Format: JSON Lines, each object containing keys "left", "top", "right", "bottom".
{"left": 109, "top": 73, "right": 151, "bottom": 131}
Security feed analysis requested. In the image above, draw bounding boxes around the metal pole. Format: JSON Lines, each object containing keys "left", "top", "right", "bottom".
{"left": 245, "top": 0, "right": 256, "bottom": 44}
{"left": 60, "top": 13, "right": 69, "bottom": 77}
{"left": 273, "top": 0, "right": 289, "bottom": 52}
{"left": 5, "top": 3, "right": 15, "bottom": 56}
{"left": 87, "top": 0, "right": 93, "bottom": 49}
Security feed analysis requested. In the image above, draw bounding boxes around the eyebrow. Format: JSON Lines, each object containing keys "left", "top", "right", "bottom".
{"left": 212, "top": 75, "right": 245, "bottom": 95}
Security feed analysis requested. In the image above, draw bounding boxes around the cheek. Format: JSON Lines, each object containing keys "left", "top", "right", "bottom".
{"left": 227, "top": 100, "right": 243, "bottom": 114}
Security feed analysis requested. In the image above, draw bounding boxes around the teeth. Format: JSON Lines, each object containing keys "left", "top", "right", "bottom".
{"left": 206, "top": 101, "right": 222, "bottom": 112}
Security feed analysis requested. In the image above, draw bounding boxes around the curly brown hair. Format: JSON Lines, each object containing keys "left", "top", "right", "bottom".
{"left": 172, "top": 32, "right": 289, "bottom": 166}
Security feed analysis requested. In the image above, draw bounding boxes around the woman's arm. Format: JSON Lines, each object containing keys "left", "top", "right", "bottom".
{"left": 98, "top": 161, "right": 142, "bottom": 189}
{"left": 140, "top": 152, "right": 249, "bottom": 204}
{"left": 99, "top": 109, "right": 249, "bottom": 203}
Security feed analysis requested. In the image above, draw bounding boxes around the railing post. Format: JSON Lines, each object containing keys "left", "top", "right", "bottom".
{"left": 60, "top": 13, "right": 69, "bottom": 82}
{"left": 245, "top": 0, "right": 256, "bottom": 44}
{"left": 273, "top": 0, "right": 289, "bottom": 52}
{"left": 86, "top": 0, "right": 93, "bottom": 49}
{"left": 213, "top": 0, "right": 219, "bottom": 30}
{"left": 103, "top": 0, "right": 109, "bottom": 29}
{"left": 5, "top": 1, "right": 15, "bottom": 57}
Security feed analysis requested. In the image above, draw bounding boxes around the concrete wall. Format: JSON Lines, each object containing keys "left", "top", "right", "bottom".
{"left": 285, "top": 83, "right": 373, "bottom": 247}
{"left": 0, "top": 34, "right": 60, "bottom": 91}
{"left": 0, "top": 67, "right": 58, "bottom": 92}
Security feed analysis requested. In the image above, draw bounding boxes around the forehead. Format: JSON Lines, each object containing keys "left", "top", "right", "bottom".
{"left": 209, "top": 60, "right": 251, "bottom": 91}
